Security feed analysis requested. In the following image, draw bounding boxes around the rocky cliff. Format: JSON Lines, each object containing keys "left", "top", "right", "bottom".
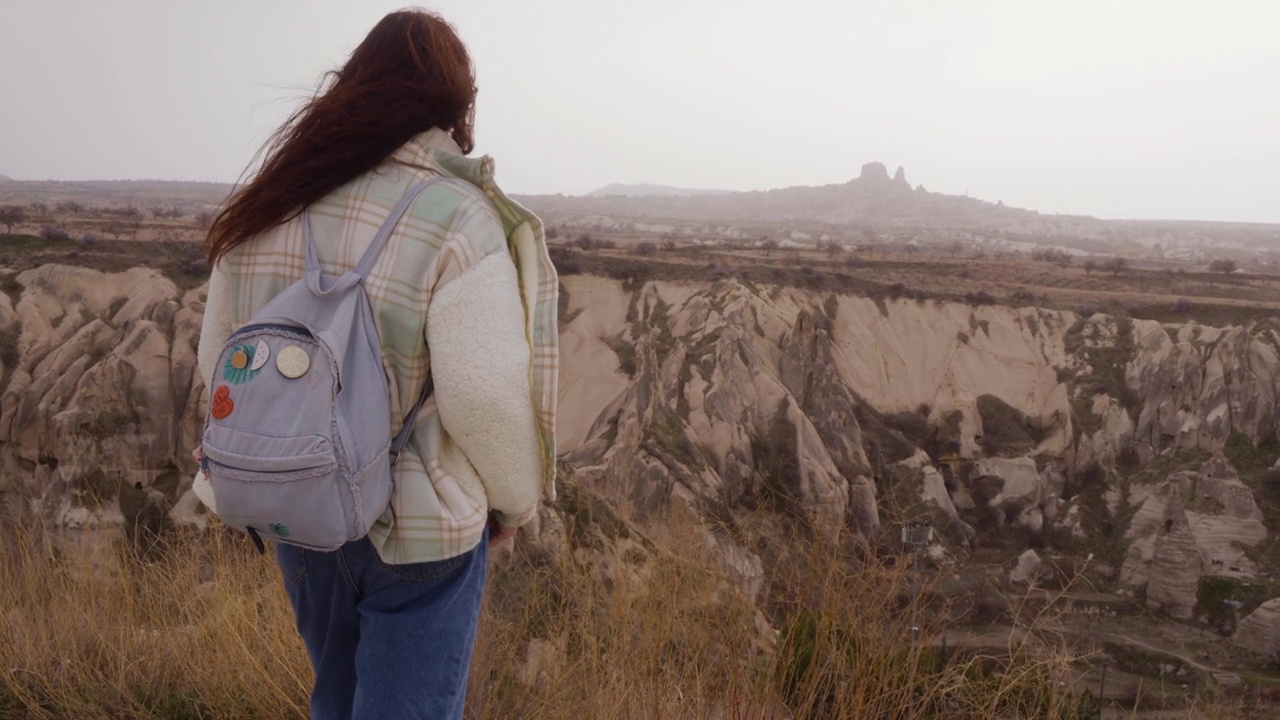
{"left": 0, "top": 265, "right": 205, "bottom": 535}
{"left": 3, "top": 264, "right": 1280, "bottom": 634}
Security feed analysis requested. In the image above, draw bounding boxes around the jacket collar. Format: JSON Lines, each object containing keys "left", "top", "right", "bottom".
{"left": 392, "top": 127, "right": 463, "bottom": 166}
{"left": 392, "top": 128, "right": 537, "bottom": 236}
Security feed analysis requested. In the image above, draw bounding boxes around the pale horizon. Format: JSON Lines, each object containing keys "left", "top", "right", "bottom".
{"left": 1, "top": 0, "right": 1277, "bottom": 223}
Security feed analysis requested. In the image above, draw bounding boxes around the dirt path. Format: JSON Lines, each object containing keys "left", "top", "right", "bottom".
{"left": 1106, "top": 631, "right": 1230, "bottom": 676}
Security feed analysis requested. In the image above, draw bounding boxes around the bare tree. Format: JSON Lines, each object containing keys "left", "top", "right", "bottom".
{"left": 0, "top": 205, "right": 27, "bottom": 234}
{"left": 1083, "top": 259, "right": 1097, "bottom": 276}
{"left": 1031, "top": 247, "right": 1072, "bottom": 267}
{"left": 1209, "top": 258, "right": 1237, "bottom": 275}
{"left": 761, "top": 238, "right": 779, "bottom": 256}
{"left": 1104, "top": 257, "right": 1129, "bottom": 277}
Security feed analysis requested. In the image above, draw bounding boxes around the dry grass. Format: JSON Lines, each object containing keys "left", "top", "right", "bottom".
{"left": 0, "top": 523, "right": 309, "bottom": 719}
{"left": 0, "top": 507, "right": 1253, "bottom": 719}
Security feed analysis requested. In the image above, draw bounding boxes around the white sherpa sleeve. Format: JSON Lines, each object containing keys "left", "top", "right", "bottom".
{"left": 197, "top": 263, "right": 235, "bottom": 389}
{"left": 427, "top": 252, "right": 542, "bottom": 528}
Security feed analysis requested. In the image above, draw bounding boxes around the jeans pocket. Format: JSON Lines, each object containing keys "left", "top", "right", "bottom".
{"left": 275, "top": 543, "right": 307, "bottom": 584}
{"left": 374, "top": 550, "right": 469, "bottom": 582}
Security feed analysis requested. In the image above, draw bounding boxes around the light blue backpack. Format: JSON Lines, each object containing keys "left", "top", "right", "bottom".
{"left": 201, "top": 179, "right": 440, "bottom": 551}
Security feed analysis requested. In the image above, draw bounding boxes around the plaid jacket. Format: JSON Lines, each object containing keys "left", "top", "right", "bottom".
{"left": 198, "top": 129, "right": 558, "bottom": 563}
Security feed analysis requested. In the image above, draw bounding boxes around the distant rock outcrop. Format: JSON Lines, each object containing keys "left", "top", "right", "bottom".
{"left": 1010, "top": 549, "right": 1042, "bottom": 584}
{"left": 1141, "top": 493, "right": 1204, "bottom": 620}
{"left": 1234, "top": 599, "right": 1280, "bottom": 658}
{"left": 893, "top": 166, "right": 909, "bottom": 189}
{"left": 1119, "top": 452, "right": 1267, "bottom": 621}
{"left": 520, "top": 158, "right": 1066, "bottom": 230}
{"left": 517, "top": 170, "right": 1280, "bottom": 255}
{"left": 1128, "top": 321, "right": 1280, "bottom": 449}
{"left": 859, "top": 162, "right": 891, "bottom": 184}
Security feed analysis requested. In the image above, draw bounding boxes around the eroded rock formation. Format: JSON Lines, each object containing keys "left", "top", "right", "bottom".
{"left": 1235, "top": 599, "right": 1280, "bottom": 659}
{"left": 0, "top": 265, "right": 204, "bottom": 532}
{"left": 3, "top": 264, "right": 1280, "bottom": 636}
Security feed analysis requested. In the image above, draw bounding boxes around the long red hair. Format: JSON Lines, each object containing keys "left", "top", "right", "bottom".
{"left": 206, "top": 10, "right": 476, "bottom": 262}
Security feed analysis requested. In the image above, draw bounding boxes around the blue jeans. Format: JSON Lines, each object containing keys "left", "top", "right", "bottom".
{"left": 275, "top": 532, "right": 488, "bottom": 720}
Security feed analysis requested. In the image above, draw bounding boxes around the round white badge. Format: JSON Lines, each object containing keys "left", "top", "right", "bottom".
{"left": 276, "top": 345, "right": 311, "bottom": 379}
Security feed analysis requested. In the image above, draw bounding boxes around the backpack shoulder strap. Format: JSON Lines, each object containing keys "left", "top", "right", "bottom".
{"left": 300, "top": 176, "right": 445, "bottom": 277}
{"left": 390, "top": 374, "right": 434, "bottom": 464}
{"left": 353, "top": 177, "right": 445, "bottom": 279}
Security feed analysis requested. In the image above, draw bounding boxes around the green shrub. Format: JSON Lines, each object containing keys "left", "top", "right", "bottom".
{"left": 1225, "top": 429, "right": 1280, "bottom": 474}
{"left": 1195, "top": 576, "right": 1279, "bottom": 632}
{"left": 975, "top": 394, "right": 1041, "bottom": 457}
{"left": 601, "top": 334, "right": 637, "bottom": 377}
{"left": 0, "top": 325, "right": 18, "bottom": 369}
{"left": 852, "top": 401, "right": 920, "bottom": 476}
{"left": 752, "top": 399, "right": 803, "bottom": 517}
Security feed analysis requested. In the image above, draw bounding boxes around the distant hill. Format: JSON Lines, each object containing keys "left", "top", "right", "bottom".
{"left": 523, "top": 162, "right": 1046, "bottom": 229}
{"left": 0, "top": 174, "right": 12, "bottom": 182}
{"left": 0, "top": 179, "right": 233, "bottom": 210}
{"left": 4, "top": 173, "right": 1276, "bottom": 257}
{"left": 587, "top": 183, "right": 732, "bottom": 198}
{"left": 515, "top": 162, "right": 1280, "bottom": 253}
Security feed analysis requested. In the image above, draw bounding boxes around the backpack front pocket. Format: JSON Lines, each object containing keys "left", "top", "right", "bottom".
{"left": 203, "top": 426, "right": 348, "bottom": 550}
{"left": 202, "top": 427, "right": 337, "bottom": 479}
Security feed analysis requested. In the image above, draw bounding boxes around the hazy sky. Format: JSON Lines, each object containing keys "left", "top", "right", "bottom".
{"left": 2, "top": 0, "right": 1277, "bottom": 222}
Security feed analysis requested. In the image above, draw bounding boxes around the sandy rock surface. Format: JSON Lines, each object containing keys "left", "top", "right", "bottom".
{"left": 2, "top": 267, "right": 1278, "bottom": 620}
{"left": 0, "top": 265, "right": 200, "bottom": 532}
{"left": 1234, "top": 599, "right": 1280, "bottom": 658}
